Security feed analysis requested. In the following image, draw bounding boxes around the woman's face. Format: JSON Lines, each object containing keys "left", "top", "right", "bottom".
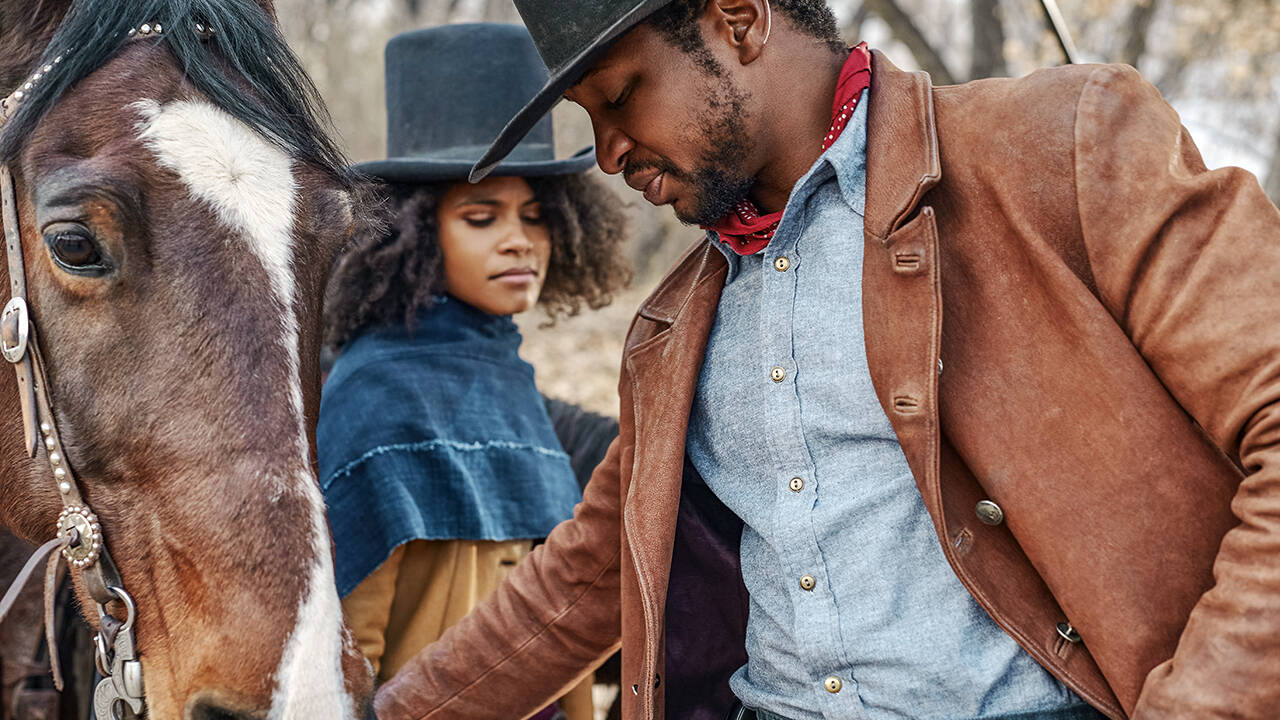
{"left": 437, "top": 176, "right": 552, "bottom": 316}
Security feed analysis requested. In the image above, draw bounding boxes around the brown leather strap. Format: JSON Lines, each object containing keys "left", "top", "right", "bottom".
{"left": 42, "top": 543, "right": 64, "bottom": 691}
{"left": 0, "top": 166, "right": 37, "bottom": 457}
{"left": 0, "top": 166, "right": 118, "bottom": 606}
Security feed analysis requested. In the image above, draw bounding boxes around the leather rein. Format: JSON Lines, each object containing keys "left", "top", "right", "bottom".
{"left": 0, "top": 20, "right": 213, "bottom": 719}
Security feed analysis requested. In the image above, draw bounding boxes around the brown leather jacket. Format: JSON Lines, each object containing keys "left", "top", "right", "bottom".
{"left": 374, "top": 53, "right": 1280, "bottom": 720}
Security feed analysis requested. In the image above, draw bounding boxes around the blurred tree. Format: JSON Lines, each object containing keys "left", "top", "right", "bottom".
{"left": 278, "top": 0, "right": 1280, "bottom": 229}
{"left": 282, "top": 0, "right": 1280, "bottom": 451}
{"left": 840, "top": 0, "right": 1279, "bottom": 203}
{"left": 971, "top": 0, "right": 1007, "bottom": 78}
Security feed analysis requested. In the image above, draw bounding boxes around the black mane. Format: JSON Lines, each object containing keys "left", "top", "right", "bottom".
{"left": 0, "top": 0, "right": 350, "bottom": 182}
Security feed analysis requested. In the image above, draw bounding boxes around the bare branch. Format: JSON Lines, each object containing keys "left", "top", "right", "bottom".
{"left": 1120, "top": 0, "right": 1159, "bottom": 68}
{"left": 970, "top": 0, "right": 1007, "bottom": 80}
{"left": 842, "top": 2, "right": 871, "bottom": 45}
{"left": 863, "top": 0, "right": 956, "bottom": 85}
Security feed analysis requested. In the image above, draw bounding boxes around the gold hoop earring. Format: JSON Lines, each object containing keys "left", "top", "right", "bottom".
{"left": 761, "top": 0, "right": 772, "bottom": 47}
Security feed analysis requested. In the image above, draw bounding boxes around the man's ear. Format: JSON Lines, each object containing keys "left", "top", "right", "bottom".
{"left": 704, "top": 0, "right": 771, "bottom": 65}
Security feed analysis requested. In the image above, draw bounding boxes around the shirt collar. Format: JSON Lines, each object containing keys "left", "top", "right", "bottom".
{"left": 822, "top": 88, "right": 870, "bottom": 215}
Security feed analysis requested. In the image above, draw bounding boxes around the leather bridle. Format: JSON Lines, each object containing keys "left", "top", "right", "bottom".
{"left": 0, "top": 20, "right": 212, "bottom": 719}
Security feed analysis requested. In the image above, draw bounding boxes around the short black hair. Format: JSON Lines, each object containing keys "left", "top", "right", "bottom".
{"left": 646, "top": 0, "right": 846, "bottom": 61}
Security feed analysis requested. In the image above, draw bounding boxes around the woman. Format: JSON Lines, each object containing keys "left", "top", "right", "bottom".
{"left": 318, "top": 24, "right": 629, "bottom": 719}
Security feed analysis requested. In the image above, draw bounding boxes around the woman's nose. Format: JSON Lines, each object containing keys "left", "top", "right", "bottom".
{"left": 498, "top": 226, "right": 534, "bottom": 254}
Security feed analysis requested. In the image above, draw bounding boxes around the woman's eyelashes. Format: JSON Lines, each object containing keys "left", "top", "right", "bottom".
{"left": 462, "top": 215, "right": 496, "bottom": 228}
{"left": 460, "top": 212, "right": 543, "bottom": 229}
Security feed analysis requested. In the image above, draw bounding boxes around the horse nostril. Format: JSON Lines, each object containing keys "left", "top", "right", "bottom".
{"left": 188, "top": 698, "right": 264, "bottom": 720}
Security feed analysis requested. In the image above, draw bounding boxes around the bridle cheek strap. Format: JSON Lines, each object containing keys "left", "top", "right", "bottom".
{"left": 0, "top": 165, "right": 125, "bottom": 607}
{"left": 0, "top": 165, "right": 38, "bottom": 456}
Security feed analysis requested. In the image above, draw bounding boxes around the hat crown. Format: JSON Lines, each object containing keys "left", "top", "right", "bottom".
{"left": 383, "top": 23, "right": 555, "bottom": 165}
{"left": 515, "top": 0, "right": 645, "bottom": 72}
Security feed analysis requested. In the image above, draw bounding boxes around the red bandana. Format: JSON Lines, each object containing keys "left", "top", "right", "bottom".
{"left": 702, "top": 43, "right": 872, "bottom": 255}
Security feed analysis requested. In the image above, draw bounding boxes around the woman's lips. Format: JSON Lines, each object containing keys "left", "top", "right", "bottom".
{"left": 491, "top": 268, "right": 537, "bottom": 285}
{"left": 643, "top": 172, "right": 665, "bottom": 205}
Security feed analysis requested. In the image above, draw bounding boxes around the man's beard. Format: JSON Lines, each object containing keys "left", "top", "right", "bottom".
{"left": 635, "top": 75, "right": 756, "bottom": 226}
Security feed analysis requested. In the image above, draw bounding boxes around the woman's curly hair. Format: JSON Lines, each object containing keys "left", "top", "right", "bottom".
{"left": 324, "top": 173, "right": 632, "bottom": 349}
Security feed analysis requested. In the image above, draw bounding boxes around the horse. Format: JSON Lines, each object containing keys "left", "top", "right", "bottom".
{"left": 0, "top": 0, "right": 375, "bottom": 717}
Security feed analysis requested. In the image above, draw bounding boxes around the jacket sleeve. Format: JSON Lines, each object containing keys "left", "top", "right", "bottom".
{"left": 341, "top": 543, "right": 406, "bottom": 677}
{"left": 373, "top": 437, "right": 624, "bottom": 720}
{"left": 1072, "top": 64, "right": 1280, "bottom": 718}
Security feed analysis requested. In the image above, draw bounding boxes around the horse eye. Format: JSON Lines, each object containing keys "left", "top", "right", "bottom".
{"left": 43, "top": 228, "right": 109, "bottom": 276}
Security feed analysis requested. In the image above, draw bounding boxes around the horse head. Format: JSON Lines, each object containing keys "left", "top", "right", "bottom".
{"left": 0, "top": 0, "right": 374, "bottom": 717}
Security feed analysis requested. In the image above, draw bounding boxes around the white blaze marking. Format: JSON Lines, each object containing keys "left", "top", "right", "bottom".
{"left": 134, "top": 99, "right": 355, "bottom": 719}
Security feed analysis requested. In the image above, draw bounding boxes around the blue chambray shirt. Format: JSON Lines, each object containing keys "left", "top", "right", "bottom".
{"left": 685, "top": 92, "right": 1084, "bottom": 720}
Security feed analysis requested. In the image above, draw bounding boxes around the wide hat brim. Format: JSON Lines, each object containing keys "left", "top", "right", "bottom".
{"left": 469, "top": 0, "right": 673, "bottom": 183}
{"left": 355, "top": 146, "right": 595, "bottom": 183}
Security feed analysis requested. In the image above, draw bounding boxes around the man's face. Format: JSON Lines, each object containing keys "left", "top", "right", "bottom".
{"left": 565, "top": 21, "right": 757, "bottom": 225}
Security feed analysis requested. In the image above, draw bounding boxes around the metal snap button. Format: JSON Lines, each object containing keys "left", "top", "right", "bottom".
{"left": 1057, "top": 622, "right": 1082, "bottom": 644}
{"left": 975, "top": 500, "right": 1004, "bottom": 526}
{"left": 789, "top": 477, "right": 804, "bottom": 492}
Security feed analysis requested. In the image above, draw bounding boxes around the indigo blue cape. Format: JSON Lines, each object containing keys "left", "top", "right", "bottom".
{"left": 318, "top": 298, "right": 580, "bottom": 596}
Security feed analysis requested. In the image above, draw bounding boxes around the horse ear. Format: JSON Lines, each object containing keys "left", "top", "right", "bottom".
{"left": 0, "top": 0, "right": 73, "bottom": 91}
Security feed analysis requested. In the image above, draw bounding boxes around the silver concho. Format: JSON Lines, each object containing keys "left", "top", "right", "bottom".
{"left": 57, "top": 505, "right": 102, "bottom": 568}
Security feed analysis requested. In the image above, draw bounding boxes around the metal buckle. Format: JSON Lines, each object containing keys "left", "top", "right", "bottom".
{"left": 1, "top": 296, "right": 28, "bottom": 363}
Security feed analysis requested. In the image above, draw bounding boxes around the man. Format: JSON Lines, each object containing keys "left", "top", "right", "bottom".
{"left": 374, "top": 1, "right": 1280, "bottom": 719}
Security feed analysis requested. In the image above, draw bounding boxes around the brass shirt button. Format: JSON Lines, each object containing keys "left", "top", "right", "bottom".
{"left": 799, "top": 574, "right": 816, "bottom": 591}
{"left": 824, "top": 676, "right": 843, "bottom": 693}
{"left": 975, "top": 500, "right": 1004, "bottom": 526}
{"left": 771, "top": 366, "right": 786, "bottom": 382}
{"left": 774, "top": 256, "right": 791, "bottom": 272}
{"left": 789, "top": 477, "right": 804, "bottom": 492}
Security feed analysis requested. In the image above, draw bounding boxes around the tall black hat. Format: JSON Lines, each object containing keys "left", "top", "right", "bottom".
{"left": 355, "top": 23, "right": 595, "bottom": 182}
{"left": 468, "top": 0, "right": 676, "bottom": 182}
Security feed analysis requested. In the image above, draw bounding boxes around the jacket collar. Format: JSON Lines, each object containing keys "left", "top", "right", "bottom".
{"left": 636, "top": 49, "right": 941, "bottom": 324}
{"left": 864, "top": 50, "right": 941, "bottom": 244}
{"left": 637, "top": 240, "right": 727, "bottom": 327}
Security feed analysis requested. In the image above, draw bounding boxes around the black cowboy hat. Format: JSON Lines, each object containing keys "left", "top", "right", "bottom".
{"left": 355, "top": 23, "right": 594, "bottom": 182}
{"left": 469, "top": 0, "right": 676, "bottom": 182}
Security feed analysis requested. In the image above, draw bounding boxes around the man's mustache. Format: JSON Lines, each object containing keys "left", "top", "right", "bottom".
{"left": 624, "top": 156, "right": 690, "bottom": 185}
